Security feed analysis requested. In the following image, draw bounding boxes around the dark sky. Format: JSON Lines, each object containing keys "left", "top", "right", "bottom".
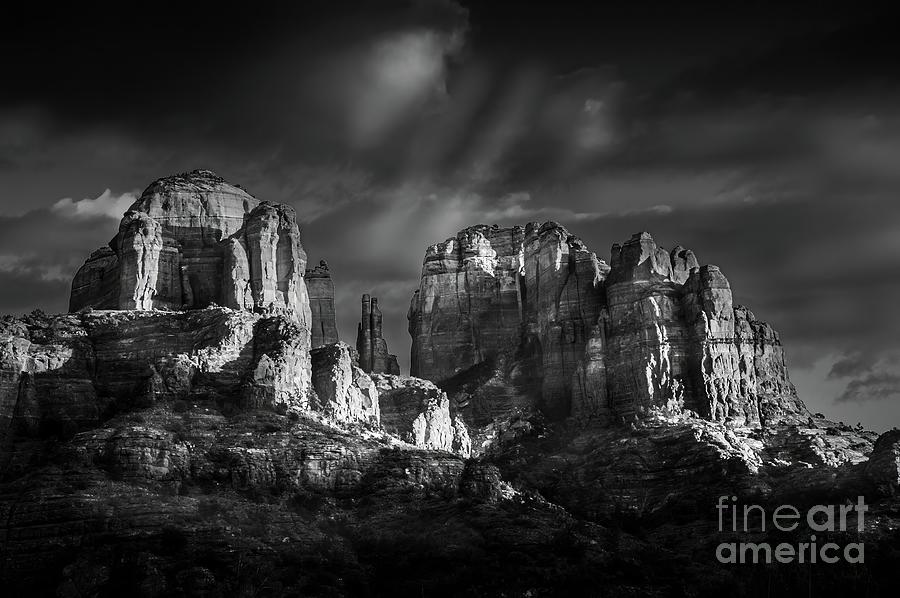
{"left": 2, "top": 1, "right": 899, "bottom": 430}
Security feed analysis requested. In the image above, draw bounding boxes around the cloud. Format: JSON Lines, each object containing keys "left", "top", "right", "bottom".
{"left": 51, "top": 188, "right": 139, "bottom": 220}
{"left": 0, "top": 254, "right": 71, "bottom": 282}
{"left": 0, "top": 204, "right": 121, "bottom": 316}
{"left": 829, "top": 351, "right": 875, "bottom": 379}
{"left": 0, "top": 268, "right": 69, "bottom": 317}
{"left": 837, "top": 371, "right": 900, "bottom": 403}
{"left": 347, "top": 29, "right": 464, "bottom": 148}
{"left": 828, "top": 350, "right": 900, "bottom": 404}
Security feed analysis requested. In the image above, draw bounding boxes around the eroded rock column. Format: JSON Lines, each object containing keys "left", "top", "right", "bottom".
{"left": 356, "top": 294, "right": 400, "bottom": 374}
{"left": 117, "top": 212, "right": 163, "bottom": 310}
{"left": 306, "top": 260, "right": 339, "bottom": 349}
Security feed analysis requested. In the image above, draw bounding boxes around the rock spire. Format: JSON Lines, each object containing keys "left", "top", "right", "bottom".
{"left": 356, "top": 294, "right": 400, "bottom": 375}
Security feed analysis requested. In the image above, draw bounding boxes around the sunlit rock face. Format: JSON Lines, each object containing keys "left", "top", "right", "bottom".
{"left": 0, "top": 308, "right": 315, "bottom": 442}
{"left": 372, "top": 374, "right": 471, "bottom": 457}
{"left": 409, "top": 224, "right": 807, "bottom": 428}
{"left": 408, "top": 223, "right": 605, "bottom": 422}
{"left": 592, "top": 233, "right": 806, "bottom": 427}
{"left": 310, "top": 342, "right": 380, "bottom": 425}
{"left": 69, "top": 170, "right": 312, "bottom": 327}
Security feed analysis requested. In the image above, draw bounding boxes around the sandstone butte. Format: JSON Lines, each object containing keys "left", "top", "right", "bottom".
{"left": 408, "top": 223, "right": 807, "bottom": 429}
{"left": 0, "top": 170, "right": 898, "bottom": 596}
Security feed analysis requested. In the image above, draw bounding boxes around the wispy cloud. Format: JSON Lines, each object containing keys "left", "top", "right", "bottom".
{"left": 837, "top": 371, "right": 900, "bottom": 403}
{"left": 51, "top": 188, "right": 139, "bottom": 220}
{"left": 0, "top": 253, "right": 72, "bottom": 282}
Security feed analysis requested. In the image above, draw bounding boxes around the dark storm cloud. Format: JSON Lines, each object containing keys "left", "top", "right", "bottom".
{"left": 829, "top": 352, "right": 875, "bottom": 380}
{"left": 837, "top": 372, "right": 900, "bottom": 404}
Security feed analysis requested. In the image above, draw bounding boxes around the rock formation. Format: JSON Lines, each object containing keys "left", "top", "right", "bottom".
{"left": 578, "top": 232, "right": 807, "bottom": 427}
{"left": 356, "top": 294, "right": 400, "bottom": 375}
{"left": 373, "top": 374, "right": 471, "bottom": 457}
{"left": 3, "top": 194, "right": 899, "bottom": 596}
{"left": 310, "top": 342, "right": 379, "bottom": 425}
{"left": 865, "top": 429, "right": 900, "bottom": 496}
{"left": 306, "top": 260, "right": 339, "bottom": 348}
{"left": 69, "top": 170, "right": 312, "bottom": 327}
{"left": 409, "top": 224, "right": 806, "bottom": 428}
{"left": 0, "top": 308, "right": 316, "bottom": 442}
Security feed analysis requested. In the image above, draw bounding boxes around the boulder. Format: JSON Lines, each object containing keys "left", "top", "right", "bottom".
{"left": 865, "top": 429, "right": 900, "bottom": 495}
{"left": 310, "top": 342, "right": 380, "bottom": 425}
{"left": 373, "top": 374, "right": 471, "bottom": 457}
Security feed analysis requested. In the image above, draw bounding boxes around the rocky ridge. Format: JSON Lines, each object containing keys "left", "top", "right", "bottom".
{"left": 0, "top": 308, "right": 314, "bottom": 443}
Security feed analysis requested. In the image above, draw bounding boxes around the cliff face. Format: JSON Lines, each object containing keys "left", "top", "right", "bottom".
{"left": 69, "top": 170, "right": 312, "bottom": 327}
{"left": 577, "top": 232, "right": 807, "bottom": 427}
{"left": 408, "top": 223, "right": 604, "bottom": 422}
{"left": 409, "top": 224, "right": 806, "bottom": 428}
{"left": 306, "top": 260, "right": 339, "bottom": 348}
{"left": 0, "top": 308, "right": 314, "bottom": 442}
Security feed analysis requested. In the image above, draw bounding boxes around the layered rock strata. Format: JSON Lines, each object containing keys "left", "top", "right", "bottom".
{"left": 408, "top": 223, "right": 604, "bottom": 422}
{"left": 372, "top": 374, "right": 471, "bottom": 457}
{"left": 356, "top": 294, "right": 400, "bottom": 375}
{"left": 306, "top": 260, "right": 339, "bottom": 348}
{"left": 69, "top": 170, "right": 312, "bottom": 327}
{"left": 0, "top": 407, "right": 489, "bottom": 596}
{"left": 409, "top": 224, "right": 806, "bottom": 428}
{"left": 0, "top": 308, "right": 314, "bottom": 441}
{"left": 575, "top": 233, "right": 806, "bottom": 427}
{"left": 490, "top": 411, "right": 881, "bottom": 520}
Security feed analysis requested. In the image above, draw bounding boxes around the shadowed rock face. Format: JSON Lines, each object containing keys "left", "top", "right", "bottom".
{"left": 69, "top": 170, "right": 312, "bottom": 327}
{"left": 306, "top": 260, "right": 339, "bottom": 348}
{"left": 409, "top": 224, "right": 806, "bottom": 428}
{"left": 356, "top": 294, "right": 400, "bottom": 375}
